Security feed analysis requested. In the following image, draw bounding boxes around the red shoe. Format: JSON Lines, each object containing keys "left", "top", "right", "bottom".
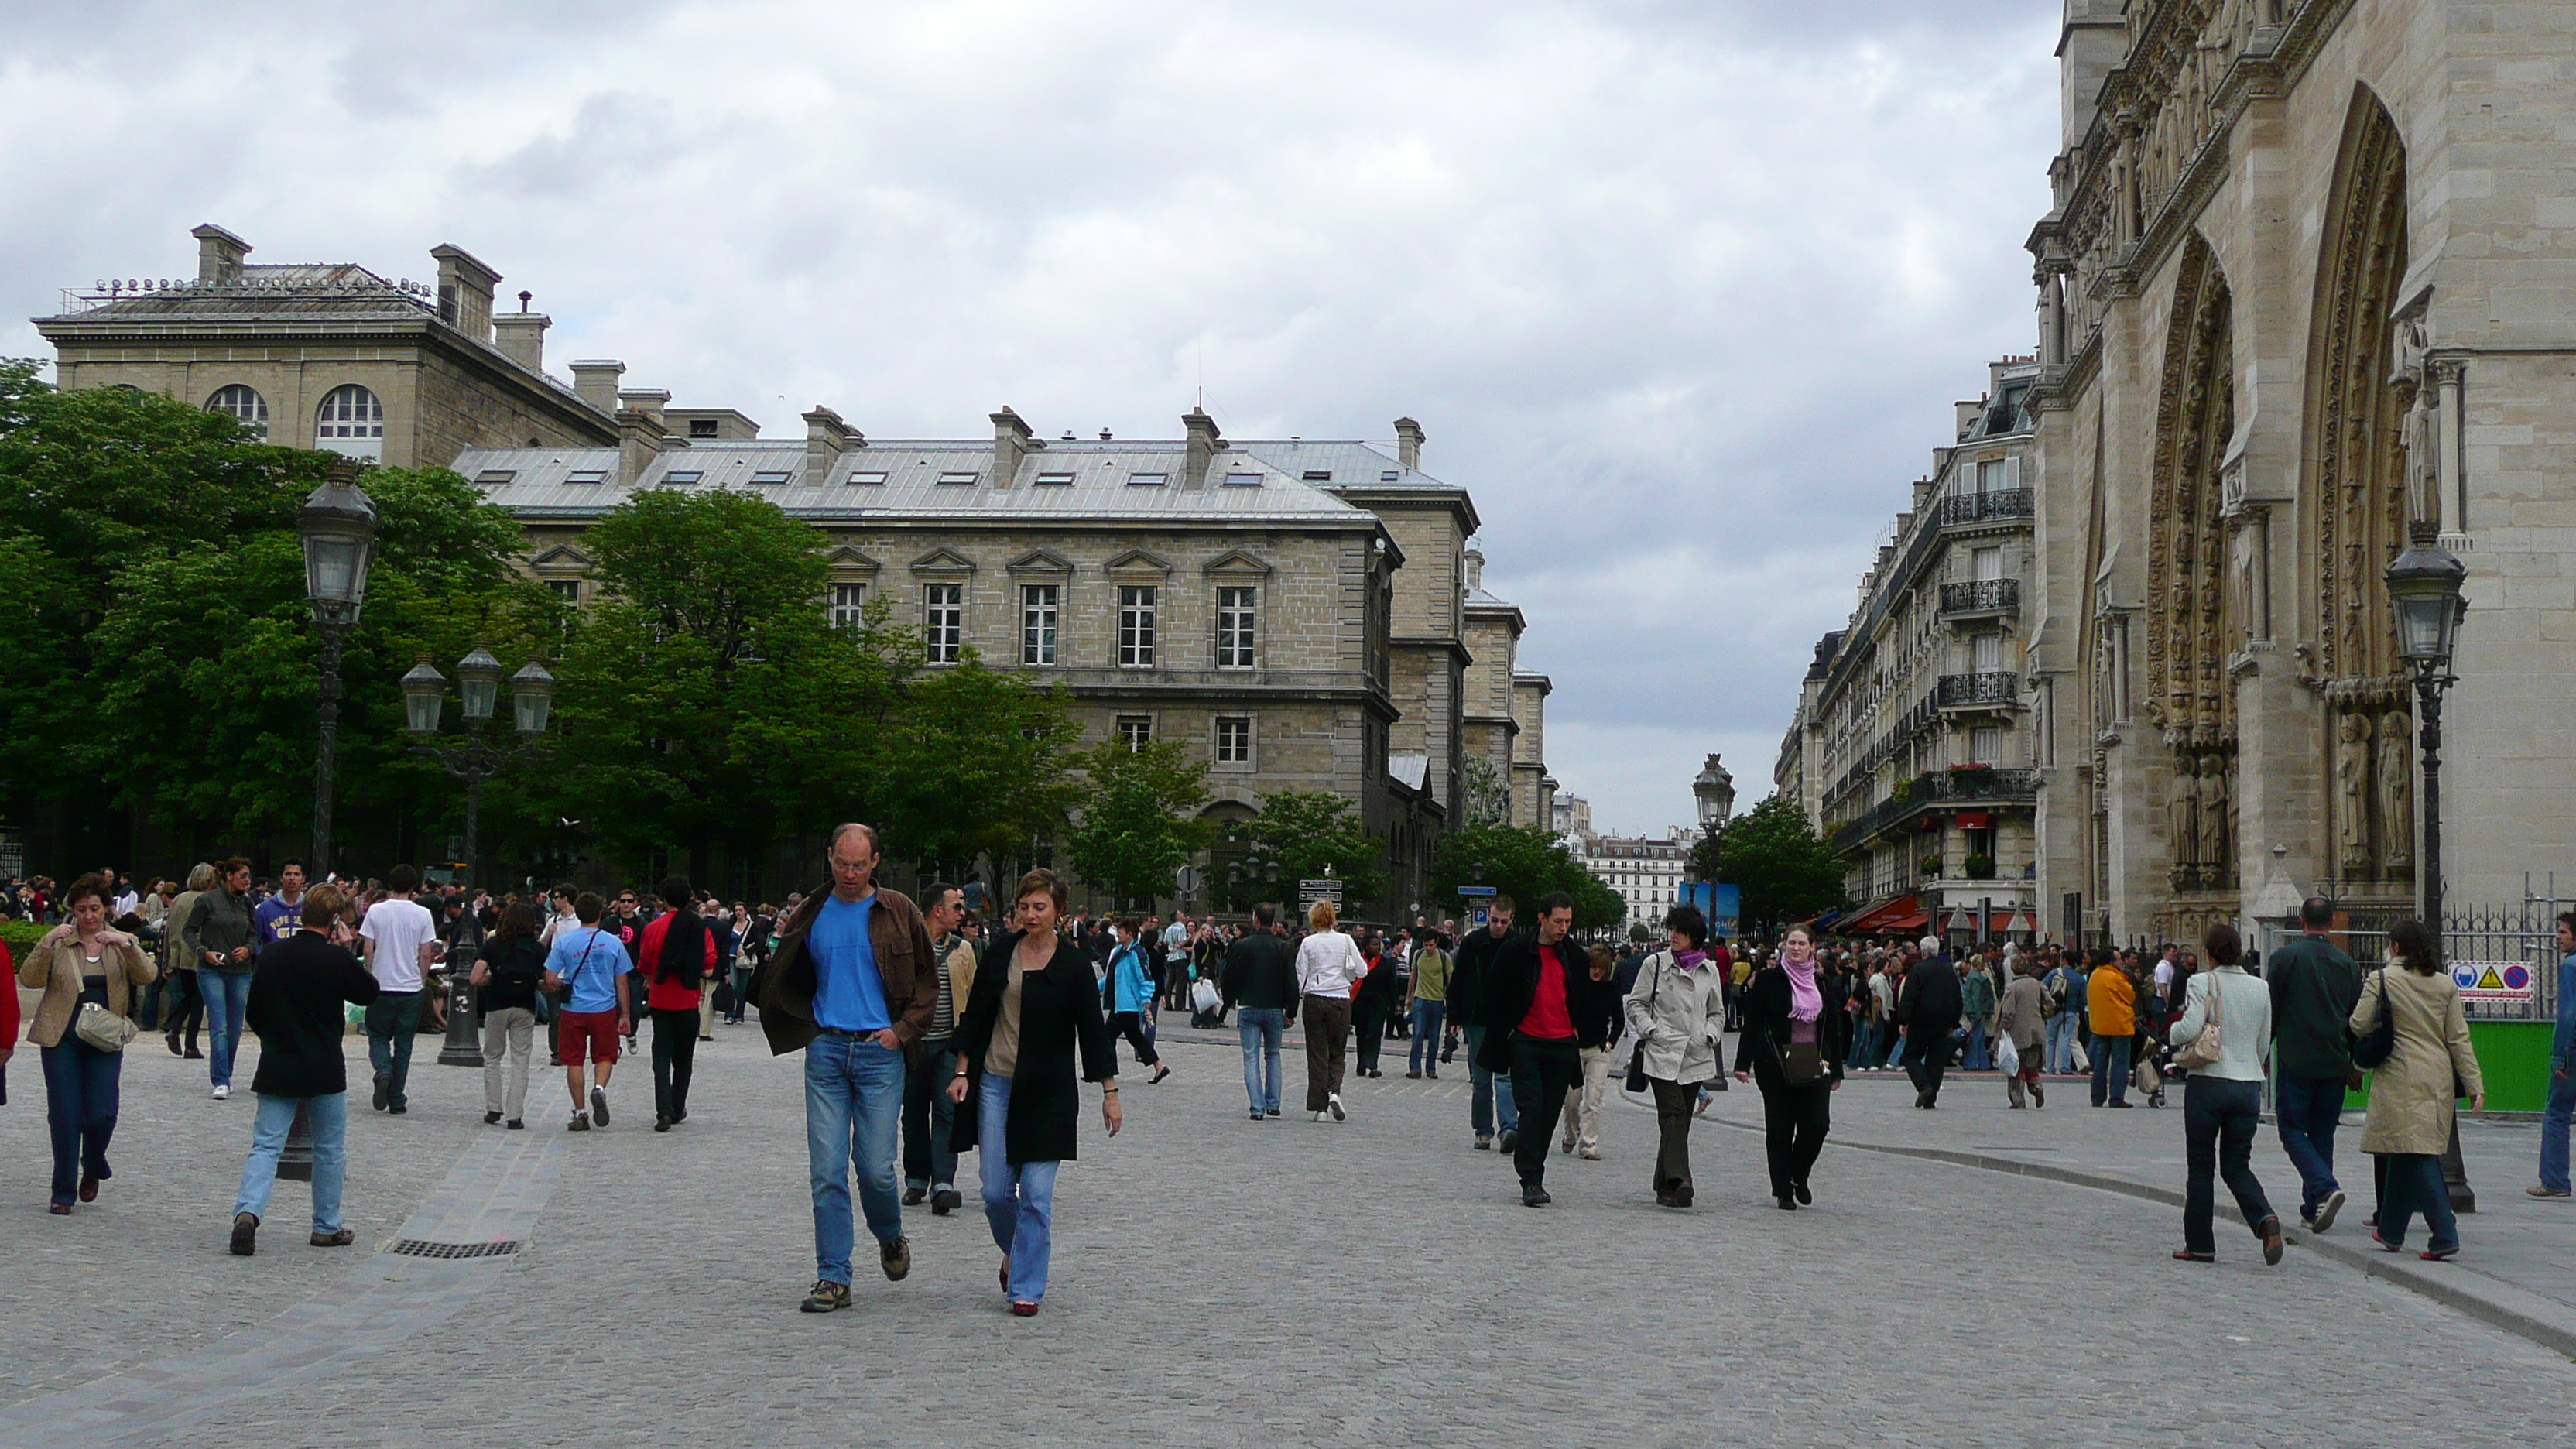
{"left": 1009, "top": 1300, "right": 1040, "bottom": 1317}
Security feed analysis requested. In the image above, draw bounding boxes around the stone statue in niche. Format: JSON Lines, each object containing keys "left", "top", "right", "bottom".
{"left": 2403, "top": 384, "right": 2441, "bottom": 530}
{"left": 2336, "top": 713, "right": 2373, "bottom": 875}
{"left": 2379, "top": 709, "right": 2414, "bottom": 872}
{"left": 2170, "top": 753, "right": 2202, "bottom": 874}
{"left": 2199, "top": 760, "right": 2232, "bottom": 883}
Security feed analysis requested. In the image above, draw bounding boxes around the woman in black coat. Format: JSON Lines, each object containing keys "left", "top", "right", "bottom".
{"left": 1734, "top": 924, "right": 1850, "bottom": 1211}
{"left": 947, "top": 869, "right": 1118, "bottom": 1316}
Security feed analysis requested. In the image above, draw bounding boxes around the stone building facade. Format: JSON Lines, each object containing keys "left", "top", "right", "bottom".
{"left": 1568, "top": 831, "right": 1690, "bottom": 931}
{"left": 1780, "top": 358, "right": 2047, "bottom": 940}
{"left": 2022, "top": 0, "right": 2576, "bottom": 942}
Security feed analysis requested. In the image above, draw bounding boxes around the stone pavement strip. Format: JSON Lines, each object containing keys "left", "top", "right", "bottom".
{"left": 3, "top": 1017, "right": 2574, "bottom": 1448}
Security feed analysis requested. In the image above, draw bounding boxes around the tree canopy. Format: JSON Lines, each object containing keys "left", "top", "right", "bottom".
{"left": 1428, "top": 821, "right": 1621, "bottom": 931}
{"left": 1711, "top": 795, "right": 1849, "bottom": 933}
{"left": 1208, "top": 789, "right": 1388, "bottom": 915}
{"left": 1064, "top": 740, "right": 1211, "bottom": 909}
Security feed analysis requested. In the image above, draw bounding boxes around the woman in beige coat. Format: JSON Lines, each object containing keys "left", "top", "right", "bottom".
{"left": 19, "top": 872, "right": 156, "bottom": 1214}
{"left": 2349, "top": 919, "right": 2483, "bottom": 1261}
{"left": 1995, "top": 961, "right": 2050, "bottom": 1108}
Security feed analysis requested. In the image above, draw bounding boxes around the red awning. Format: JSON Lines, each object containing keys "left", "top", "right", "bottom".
{"left": 1954, "top": 812, "right": 1993, "bottom": 829}
{"left": 1837, "top": 895, "right": 1919, "bottom": 934}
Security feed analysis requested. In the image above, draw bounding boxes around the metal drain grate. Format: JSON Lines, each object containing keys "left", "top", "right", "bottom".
{"left": 388, "top": 1238, "right": 523, "bottom": 1259}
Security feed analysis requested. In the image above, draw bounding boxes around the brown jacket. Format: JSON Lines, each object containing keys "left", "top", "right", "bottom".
{"left": 18, "top": 930, "right": 157, "bottom": 1048}
{"left": 757, "top": 884, "right": 940, "bottom": 1057}
{"left": 2351, "top": 962, "right": 2482, "bottom": 1156}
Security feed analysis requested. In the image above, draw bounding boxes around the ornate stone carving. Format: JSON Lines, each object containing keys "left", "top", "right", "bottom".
{"left": 2199, "top": 760, "right": 2232, "bottom": 882}
{"left": 2336, "top": 712, "right": 2372, "bottom": 877}
{"left": 2378, "top": 708, "right": 2414, "bottom": 874}
{"left": 2170, "top": 753, "right": 2201, "bottom": 872}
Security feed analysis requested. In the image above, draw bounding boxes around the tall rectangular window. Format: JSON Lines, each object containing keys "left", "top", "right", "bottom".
{"left": 1118, "top": 584, "right": 1156, "bottom": 667}
{"left": 1216, "top": 585, "right": 1256, "bottom": 668}
{"left": 1970, "top": 725, "right": 2002, "bottom": 765}
{"left": 828, "top": 581, "right": 868, "bottom": 630}
{"left": 1117, "top": 715, "right": 1154, "bottom": 751}
{"left": 923, "top": 583, "right": 963, "bottom": 663}
{"left": 548, "top": 579, "right": 581, "bottom": 605}
{"left": 1215, "top": 715, "right": 1252, "bottom": 764}
{"left": 1020, "top": 584, "right": 1059, "bottom": 666}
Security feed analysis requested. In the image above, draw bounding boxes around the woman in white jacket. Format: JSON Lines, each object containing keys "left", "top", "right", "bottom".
{"left": 1624, "top": 906, "right": 1728, "bottom": 1208}
{"left": 1294, "top": 901, "right": 1369, "bottom": 1122}
{"left": 2166, "top": 922, "right": 2282, "bottom": 1265}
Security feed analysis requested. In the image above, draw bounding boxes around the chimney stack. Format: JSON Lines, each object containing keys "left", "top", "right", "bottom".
{"left": 1463, "top": 547, "right": 1485, "bottom": 593}
{"left": 570, "top": 360, "right": 625, "bottom": 416}
{"left": 618, "top": 407, "right": 676, "bottom": 488}
{"left": 1182, "top": 407, "right": 1223, "bottom": 490}
{"left": 190, "top": 224, "right": 249, "bottom": 284}
{"left": 1393, "top": 416, "right": 1425, "bottom": 471}
{"left": 493, "top": 305, "right": 550, "bottom": 374}
{"left": 616, "top": 388, "right": 670, "bottom": 423}
{"left": 990, "top": 406, "right": 1037, "bottom": 489}
{"left": 1954, "top": 399, "right": 1982, "bottom": 439}
{"left": 429, "top": 243, "right": 502, "bottom": 345}
{"left": 806, "top": 406, "right": 858, "bottom": 483}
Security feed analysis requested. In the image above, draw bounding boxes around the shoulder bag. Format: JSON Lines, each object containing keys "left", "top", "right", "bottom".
{"left": 2350, "top": 968, "right": 2396, "bottom": 1070}
{"left": 1624, "top": 957, "right": 1662, "bottom": 1092}
{"left": 73, "top": 1000, "right": 139, "bottom": 1053}
{"left": 2173, "top": 973, "right": 2225, "bottom": 1069}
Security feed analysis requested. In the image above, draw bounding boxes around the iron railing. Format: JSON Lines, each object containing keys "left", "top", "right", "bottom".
{"left": 1939, "top": 577, "right": 2021, "bottom": 615}
{"left": 1937, "top": 671, "right": 2021, "bottom": 708}
{"left": 1828, "top": 768, "right": 2040, "bottom": 855}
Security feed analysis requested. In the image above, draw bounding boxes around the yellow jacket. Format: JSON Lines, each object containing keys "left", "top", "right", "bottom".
{"left": 2087, "top": 966, "right": 2135, "bottom": 1037}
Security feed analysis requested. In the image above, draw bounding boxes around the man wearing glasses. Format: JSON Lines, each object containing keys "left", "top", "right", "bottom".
{"left": 759, "top": 824, "right": 943, "bottom": 1314}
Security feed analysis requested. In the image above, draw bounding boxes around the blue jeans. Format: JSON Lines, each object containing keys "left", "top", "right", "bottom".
{"left": 2378, "top": 1151, "right": 2459, "bottom": 1252}
{"left": 2090, "top": 1033, "right": 2131, "bottom": 1105}
{"left": 1963, "top": 1019, "right": 1991, "bottom": 1072}
{"left": 726, "top": 966, "right": 753, "bottom": 1023}
{"left": 364, "top": 990, "right": 423, "bottom": 1108}
{"left": 1237, "top": 1008, "right": 1284, "bottom": 1114}
{"left": 2045, "top": 1012, "right": 2078, "bottom": 1074}
{"left": 1845, "top": 1019, "right": 1875, "bottom": 1069}
{"left": 233, "top": 1092, "right": 348, "bottom": 1233}
{"left": 200, "top": 968, "right": 254, "bottom": 1089}
{"left": 1883, "top": 1027, "right": 1908, "bottom": 1069}
{"left": 2540, "top": 1070, "right": 2574, "bottom": 1194}
{"left": 804, "top": 1031, "right": 906, "bottom": 1284}
{"left": 2274, "top": 1074, "right": 2348, "bottom": 1218}
{"left": 978, "top": 1074, "right": 1059, "bottom": 1304}
{"left": 39, "top": 1040, "right": 121, "bottom": 1206}
{"left": 1407, "top": 1002, "right": 1445, "bottom": 1074}
{"left": 1464, "top": 1025, "right": 1519, "bottom": 1139}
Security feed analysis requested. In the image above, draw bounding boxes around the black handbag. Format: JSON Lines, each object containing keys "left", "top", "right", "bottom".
{"left": 2350, "top": 968, "right": 2396, "bottom": 1070}
{"left": 1624, "top": 957, "right": 1662, "bottom": 1092}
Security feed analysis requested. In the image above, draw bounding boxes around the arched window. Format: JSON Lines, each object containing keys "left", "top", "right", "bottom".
{"left": 204, "top": 384, "right": 269, "bottom": 439}
{"left": 314, "top": 384, "right": 384, "bottom": 461}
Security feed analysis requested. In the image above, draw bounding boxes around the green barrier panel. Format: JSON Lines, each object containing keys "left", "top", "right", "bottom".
{"left": 2342, "top": 1020, "right": 2555, "bottom": 1113}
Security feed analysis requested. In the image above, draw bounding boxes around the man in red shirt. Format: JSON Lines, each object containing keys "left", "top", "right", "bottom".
{"left": 638, "top": 877, "right": 718, "bottom": 1132}
{"left": 1472, "top": 892, "right": 1599, "bottom": 1207}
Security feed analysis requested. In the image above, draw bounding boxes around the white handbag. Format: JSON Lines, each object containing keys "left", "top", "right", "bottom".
{"left": 1994, "top": 1033, "right": 2019, "bottom": 1076}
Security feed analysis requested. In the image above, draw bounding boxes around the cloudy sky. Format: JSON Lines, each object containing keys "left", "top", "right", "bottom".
{"left": 0, "top": 0, "right": 2064, "bottom": 837}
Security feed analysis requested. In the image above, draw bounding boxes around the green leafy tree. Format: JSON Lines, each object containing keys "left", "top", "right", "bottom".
{"left": 868, "top": 656, "right": 1080, "bottom": 878}
{"left": 1428, "top": 821, "right": 1621, "bottom": 931}
{"left": 1208, "top": 790, "right": 1389, "bottom": 915}
{"left": 1712, "top": 795, "right": 1849, "bottom": 933}
{"left": 1064, "top": 739, "right": 1210, "bottom": 909}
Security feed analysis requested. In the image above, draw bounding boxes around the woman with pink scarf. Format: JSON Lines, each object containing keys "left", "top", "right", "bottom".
{"left": 1734, "top": 924, "right": 1848, "bottom": 1211}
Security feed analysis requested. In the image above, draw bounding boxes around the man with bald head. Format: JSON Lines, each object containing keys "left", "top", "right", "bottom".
{"left": 760, "top": 824, "right": 942, "bottom": 1314}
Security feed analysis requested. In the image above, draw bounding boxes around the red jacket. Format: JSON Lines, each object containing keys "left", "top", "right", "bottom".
{"left": 0, "top": 941, "right": 18, "bottom": 1056}
{"left": 638, "top": 913, "right": 717, "bottom": 1013}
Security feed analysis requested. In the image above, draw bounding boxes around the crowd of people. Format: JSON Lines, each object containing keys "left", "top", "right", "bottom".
{"left": 5, "top": 844, "right": 2569, "bottom": 1310}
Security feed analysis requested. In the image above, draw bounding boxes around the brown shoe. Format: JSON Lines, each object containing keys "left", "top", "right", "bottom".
{"left": 310, "top": 1228, "right": 355, "bottom": 1248}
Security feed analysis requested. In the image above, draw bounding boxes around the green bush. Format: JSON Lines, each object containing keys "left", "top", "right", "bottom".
{"left": 0, "top": 919, "right": 44, "bottom": 955}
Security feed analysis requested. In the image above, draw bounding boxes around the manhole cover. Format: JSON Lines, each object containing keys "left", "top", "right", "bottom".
{"left": 388, "top": 1238, "right": 523, "bottom": 1259}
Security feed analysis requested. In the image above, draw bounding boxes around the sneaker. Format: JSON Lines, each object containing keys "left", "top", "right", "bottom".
{"left": 310, "top": 1228, "right": 356, "bottom": 1247}
{"left": 211, "top": 1084, "right": 230, "bottom": 1101}
{"left": 903, "top": 1185, "right": 928, "bottom": 1206}
{"left": 567, "top": 1112, "right": 591, "bottom": 1132}
{"left": 229, "top": 1211, "right": 259, "bottom": 1256}
{"left": 1327, "top": 1094, "right": 1346, "bottom": 1122}
{"left": 880, "top": 1236, "right": 912, "bottom": 1281}
{"left": 506, "top": 1119, "right": 525, "bottom": 1130}
{"left": 1580, "top": 1149, "right": 1601, "bottom": 1162}
{"left": 931, "top": 1187, "right": 961, "bottom": 1215}
{"left": 800, "top": 1279, "right": 851, "bottom": 1313}
{"left": 1474, "top": 1136, "right": 1492, "bottom": 1151}
{"left": 1521, "top": 1184, "right": 1551, "bottom": 1208}
{"left": 590, "top": 1086, "right": 611, "bottom": 1125}
{"left": 2313, "top": 1189, "right": 2348, "bottom": 1231}
{"left": 1266, "top": 1108, "right": 1280, "bottom": 1118}
{"left": 1250, "top": 1109, "right": 1265, "bottom": 1122}
{"left": 485, "top": 1112, "right": 503, "bottom": 1125}
{"left": 2528, "top": 1185, "right": 2573, "bottom": 1199}
{"left": 2420, "top": 1244, "right": 2459, "bottom": 1262}
{"left": 1312, "top": 1111, "right": 1326, "bottom": 1122}
{"left": 1499, "top": 1130, "right": 1519, "bottom": 1153}
{"left": 372, "top": 1073, "right": 390, "bottom": 1112}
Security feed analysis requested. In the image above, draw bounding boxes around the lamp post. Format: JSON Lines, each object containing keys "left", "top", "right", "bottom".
{"left": 406, "top": 649, "right": 557, "bottom": 1068}
{"left": 289, "top": 459, "right": 377, "bottom": 1182}
{"left": 2385, "top": 525, "right": 2472, "bottom": 1211}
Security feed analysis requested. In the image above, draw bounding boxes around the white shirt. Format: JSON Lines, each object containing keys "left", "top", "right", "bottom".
{"left": 2153, "top": 958, "right": 2176, "bottom": 994}
{"left": 1295, "top": 930, "right": 1369, "bottom": 999}
{"left": 359, "top": 896, "right": 439, "bottom": 993}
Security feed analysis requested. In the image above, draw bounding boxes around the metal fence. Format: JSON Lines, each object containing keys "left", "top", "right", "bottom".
{"left": 2256, "top": 891, "right": 2565, "bottom": 1023}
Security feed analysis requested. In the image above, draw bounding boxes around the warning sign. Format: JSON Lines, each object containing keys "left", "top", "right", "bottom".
{"left": 2451, "top": 961, "right": 2537, "bottom": 1003}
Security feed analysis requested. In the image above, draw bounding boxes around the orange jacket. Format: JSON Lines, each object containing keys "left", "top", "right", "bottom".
{"left": 2087, "top": 965, "right": 2135, "bottom": 1037}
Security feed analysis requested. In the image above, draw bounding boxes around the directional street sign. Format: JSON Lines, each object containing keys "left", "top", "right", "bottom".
{"left": 1457, "top": 886, "right": 1497, "bottom": 898}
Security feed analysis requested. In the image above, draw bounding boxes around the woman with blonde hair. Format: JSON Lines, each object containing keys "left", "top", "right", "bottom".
{"left": 1294, "top": 899, "right": 1369, "bottom": 1122}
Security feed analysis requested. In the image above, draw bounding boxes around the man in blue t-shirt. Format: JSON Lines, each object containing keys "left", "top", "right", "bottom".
{"left": 543, "top": 892, "right": 633, "bottom": 1132}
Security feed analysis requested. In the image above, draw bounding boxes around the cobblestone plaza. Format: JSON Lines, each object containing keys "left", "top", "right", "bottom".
{"left": 5, "top": 1020, "right": 2572, "bottom": 1448}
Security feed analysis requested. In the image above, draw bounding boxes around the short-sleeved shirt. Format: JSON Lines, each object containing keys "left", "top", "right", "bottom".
{"left": 358, "top": 897, "right": 438, "bottom": 993}
{"left": 546, "top": 925, "right": 632, "bottom": 1014}
{"left": 809, "top": 892, "right": 890, "bottom": 1033}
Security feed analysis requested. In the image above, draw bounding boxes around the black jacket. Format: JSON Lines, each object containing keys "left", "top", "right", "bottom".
{"left": 476, "top": 934, "right": 548, "bottom": 1014}
{"left": 1448, "top": 925, "right": 1513, "bottom": 1027}
{"left": 1738, "top": 965, "right": 1850, "bottom": 1085}
{"left": 1220, "top": 930, "right": 1298, "bottom": 1016}
{"left": 951, "top": 930, "right": 1115, "bottom": 1166}
{"left": 1474, "top": 935, "right": 1615, "bottom": 1074}
{"left": 1898, "top": 957, "right": 1963, "bottom": 1032}
{"left": 246, "top": 931, "right": 382, "bottom": 1098}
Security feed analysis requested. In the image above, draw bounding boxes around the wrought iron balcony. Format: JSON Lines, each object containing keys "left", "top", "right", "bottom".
{"left": 1936, "top": 488, "right": 2033, "bottom": 528}
{"left": 1827, "top": 767, "right": 2042, "bottom": 855}
{"left": 1936, "top": 671, "right": 2021, "bottom": 709}
{"left": 1938, "top": 577, "right": 2021, "bottom": 617}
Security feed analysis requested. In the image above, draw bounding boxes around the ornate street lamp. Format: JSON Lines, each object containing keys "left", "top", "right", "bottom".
{"left": 2385, "top": 525, "right": 2472, "bottom": 1211}
{"left": 297, "top": 457, "right": 378, "bottom": 878}
{"left": 408, "top": 646, "right": 558, "bottom": 1068}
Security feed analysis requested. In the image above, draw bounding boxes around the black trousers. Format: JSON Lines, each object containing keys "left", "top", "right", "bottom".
{"left": 1649, "top": 1077, "right": 1699, "bottom": 1199}
{"left": 1508, "top": 1036, "right": 1582, "bottom": 1187}
{"left": 1903, "top": 1029, "right": 1954, "bottom": 1101}
{"left": 1756, "top": 1066, "right": 1833, "bottom": 1197}
{"left": 1109, "top": 1012, "right": 1160, "bottom": 1070}
{"left": 1355, "top": 1001, "right": 1387, "bottom": 1071}
{"left": 162, "top": 969, "right": 204, "bottom": 1048}
{"left": 2182, "top": 1075, "right": 2276, "bottom": 1253}
{"left": 649, "top": 1007, "right": 699, "bottom": 1119}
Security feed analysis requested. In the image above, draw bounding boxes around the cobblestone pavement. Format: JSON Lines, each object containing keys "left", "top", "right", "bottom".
{"left": 5, "top": 1016, "right": 2575, "bottom": 1448}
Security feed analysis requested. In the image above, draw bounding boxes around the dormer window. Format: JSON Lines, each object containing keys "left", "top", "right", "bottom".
{"left": 937, "top": 471, "right": 978, "bottom": 485}
{"left": 848, "top": 471, "right": 887, "bottom": 485}
{"left": 1128, "top": 471, "right": 1166, "bottom": 487}
{"left": 564, "top": 470, "right": 606, "bottom": 485}
{"left": 689, "top": 419, "right": 718, "bottom": 437}
{"left": 1034, "top": 471, "right": 1075, "bottom": 486}
{"left": 474, "top": 469, "right": 516, "bottom": 485}
{"left": 1223, "top": 471, "right": 1262, "bottom": 487}
{"left": 663, "top": 470, "right": 704, "bottom": 485}
{"left": 749, "top": 470, "right": 793, "bottom": 485}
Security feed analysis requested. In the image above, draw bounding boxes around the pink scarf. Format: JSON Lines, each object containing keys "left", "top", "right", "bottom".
{"left": 1783, "top": 953, "right": 1822, "bottom": 1023}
